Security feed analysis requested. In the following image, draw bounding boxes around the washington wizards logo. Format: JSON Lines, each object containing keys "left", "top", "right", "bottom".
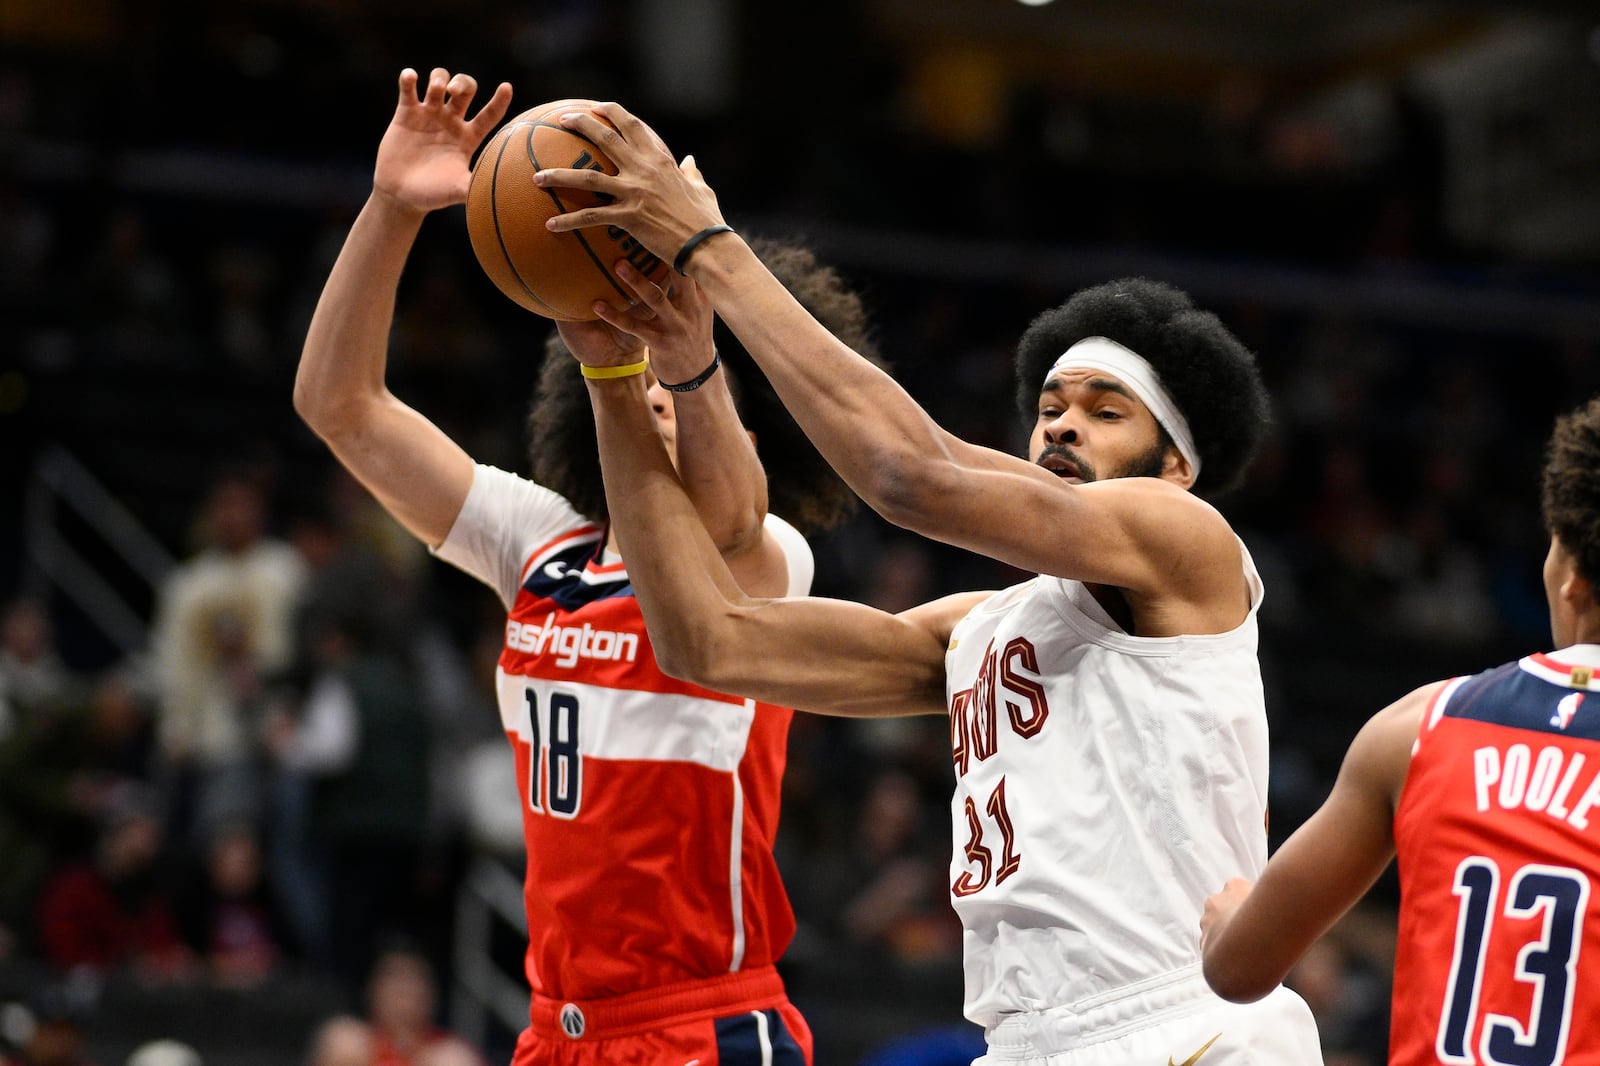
{"left": 1552, "top": 692, "right": 1586, "bottom": 730}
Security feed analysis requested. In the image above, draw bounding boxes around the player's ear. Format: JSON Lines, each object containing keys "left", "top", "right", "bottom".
{"left": 1562, "top": 569, "right": 1594, "bottom": 612}
{"left": 1162, "top": 445, "right": 1196, "bottom": 490}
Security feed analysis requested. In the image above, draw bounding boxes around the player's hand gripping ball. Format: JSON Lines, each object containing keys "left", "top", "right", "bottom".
{"left": 466, "top": 99, "right": 670, "bottom": 320}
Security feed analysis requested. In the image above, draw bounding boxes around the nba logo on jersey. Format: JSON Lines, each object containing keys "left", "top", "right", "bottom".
{"left": 1552, "top": 692, "right": 1585, "bottom": 730}
{"left": 559, "top": 1003, "right": 585, "bottom": 1039}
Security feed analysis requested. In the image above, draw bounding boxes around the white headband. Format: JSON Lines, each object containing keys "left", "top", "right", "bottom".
{"left": 1045, "top": 336, "right": 1201, "bottom": 478}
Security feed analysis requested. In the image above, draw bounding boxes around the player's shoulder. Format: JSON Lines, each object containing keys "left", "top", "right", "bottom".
{"left": 1352, "top": 681, "right": 1450, "bottom": 767}
{"left": 1365, "top": 678, "right": 1454, "bottom": 738}
{"left": 1093, "top": 476, "right": 1238, "bottom": 555}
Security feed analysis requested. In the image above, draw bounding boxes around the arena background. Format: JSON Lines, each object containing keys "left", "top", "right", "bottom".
{"left": 3, "top": 1, "right": 1600, "bottom": 1063}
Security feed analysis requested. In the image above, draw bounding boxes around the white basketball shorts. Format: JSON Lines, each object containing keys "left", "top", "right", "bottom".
{"left": 972, "top": 965, "right": 1324, "bottom": 1066}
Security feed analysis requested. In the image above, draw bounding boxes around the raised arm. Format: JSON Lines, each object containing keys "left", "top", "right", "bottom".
{"left": 556, "top": 266, "right": 788, "bottom": 597}
{"left": 1199, "top": 681, "right": 1438, "bottom": 1003}
{"left": 580, "top": 358, "right": 964, "bottom": 717}
{"left": 293, "top": 67, "right": 512, "bottom": 547}
{"left": 535, "top": 105, "right": 1231, "bottom": 600}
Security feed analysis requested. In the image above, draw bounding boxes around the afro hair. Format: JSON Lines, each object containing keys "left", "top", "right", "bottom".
{"left": 1011, "top": 277, "right": 1270, "bottom": 498}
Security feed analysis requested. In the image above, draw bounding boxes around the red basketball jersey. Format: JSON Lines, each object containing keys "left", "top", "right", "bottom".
{"left": 435, "top": 466, "right": 805, "bottom": 1005}
{"left": 1392, "top": 647, "right": 1600, "bottom": 1065}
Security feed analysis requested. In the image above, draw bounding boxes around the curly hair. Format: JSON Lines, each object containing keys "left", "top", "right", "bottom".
{"left": 1541, "top": 395, "right": 1600, "bottom": 587}
{"left": 527, "top": 236, "right": 884, "bottom": 537}
{"left": 1011, "top": 278, "right": 1270, "bottom": 498}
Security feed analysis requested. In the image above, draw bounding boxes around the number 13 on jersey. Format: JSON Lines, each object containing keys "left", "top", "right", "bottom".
{"left": 1439, "top": 857, "right": 1589, "bottom": 1066}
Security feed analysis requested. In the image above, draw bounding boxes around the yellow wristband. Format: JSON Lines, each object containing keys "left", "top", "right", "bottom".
{"left": 580, "top": 356, "right": 649, "bottom": 380}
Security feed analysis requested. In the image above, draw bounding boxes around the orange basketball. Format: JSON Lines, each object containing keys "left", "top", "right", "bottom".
{"left": 465, "top": 99, "right": 669, "bottom": 321}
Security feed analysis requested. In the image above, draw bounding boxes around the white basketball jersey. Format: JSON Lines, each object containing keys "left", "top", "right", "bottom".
{"left": 944, "top": 546, "right": 1270, "bottom": 1028}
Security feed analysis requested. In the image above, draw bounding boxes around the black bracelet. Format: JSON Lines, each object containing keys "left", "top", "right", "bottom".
{"left": 657, "top": 349, "right": 721, "bottom": 393}
{"left": 672, "top": 224, "right": 735, "bottom": 274}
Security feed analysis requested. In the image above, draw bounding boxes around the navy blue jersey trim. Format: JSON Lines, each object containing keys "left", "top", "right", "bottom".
{"left": 1444, "top": 661, "right": 1600, "bottom": 742}
{"left": 522, "top": 539, "right": 635, "bottom": 611}
{"left": 714, "top": 1008, "right": 806, "bottom": 1066}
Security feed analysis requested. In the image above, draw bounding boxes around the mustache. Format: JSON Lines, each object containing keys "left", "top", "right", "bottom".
{"left": 1037, "top": 444, "right": 1094, "bottom": 481}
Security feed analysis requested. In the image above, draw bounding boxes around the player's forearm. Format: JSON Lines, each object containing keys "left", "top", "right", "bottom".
{"left": 667, "top": 378, "right": 769, "bottom": 559}
{"left": 589, "top": 378, "right": 947, "bottom": 714}
{"left": 588, "top": 376, "right": 762, "bottom": 672}
{"left": 1200, "top": 892, "right": 1304, "bottom": 1003}
{"left": 688, "top": 237, "right": 969, "bottom": 528}
{"left": 293, "top": 192, "right": 425, "bottom": 436}
{"left": 292, "top": 194, "right": 473, "bottom": 547}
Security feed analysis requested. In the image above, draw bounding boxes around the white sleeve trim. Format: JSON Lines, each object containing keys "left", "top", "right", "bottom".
{"left": 431, "top": 465, "right": 589, "bottom": 608}
{"left": 763, "top": 513, "right": 814, "bottom": 597}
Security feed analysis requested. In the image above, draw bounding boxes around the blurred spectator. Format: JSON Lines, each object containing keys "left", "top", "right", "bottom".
{"left": 0, "top": 984, "right": 97, "bottom": 1066}
{"left": 0, "top": 598, "right": 79, "bottom": 732}
{"left": 123, "top": 1041, "right": 201, "bottom": 1066}
{"left": 71, "top": 668, "right": 160, "bottom": 818}
{"left": 0, "top": 701, "right": 75, "bottom": 956}
{"left": 413, "top": 1042, "right": 486, "bottom": 1066}
{"left": 261, "top": 607, "right": 431, "bottom": 990}
{"left": 34, "top": 787, "right": 195, "bottom": 986}
{"left": 1298, "top": 441, "right": 1399, "bottom": 622}
{"left": 289, "top": 466, "right": 491, "bottom": 841}
{"left": 149, "top": 467, "right": 307, "bottom": 853}
{"left": 798, "top": 768, "right": 959, "bottom": 969}
{"left": 0, "top": 662, "right": 150, "bottom": 958}
{"left": 266, "top": 491, "right": 403, "bottom": 967}
{"left": 839, "top": 769, "right": 958, "bottom": 964}
{"left": 205, "top": 243, "right": 278, "bottom": 375}
{"left": 172, "top": 820, "right": 301, "bottom": 989}
{"left": 363, "top": 945, "right": 485, "bottom": 1066}
{"left": 1386, "top": 499, "right": 1496, "bottom": 644}
{"left": 1283, "top": 935, "right": 1389, "bottom": 1066}
{"left": 305, "top": 1016, "right": 371, "bottom": 1066}
{"left": 81, "top": 206, "right": 196, "bottom": 367}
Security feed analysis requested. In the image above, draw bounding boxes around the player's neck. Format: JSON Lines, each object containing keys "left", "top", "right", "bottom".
{"left": 1566, "top": 621, "right": 1600, "bottom": 649}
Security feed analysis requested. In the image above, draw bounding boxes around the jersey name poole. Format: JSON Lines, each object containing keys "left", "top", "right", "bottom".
{"left": 1473, "top": 742, "right": 1600, "bottom": 829}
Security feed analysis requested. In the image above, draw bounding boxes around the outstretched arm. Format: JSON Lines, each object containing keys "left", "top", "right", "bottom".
{"left": 581, "top": 363, "right": 965, "bottom": 716}
{"left": 293, "top": 67, "right": 512, "bottom": 547}
{"left": 535, "top": 105, "right": 1231, "bottom": 601}
{"left": 1200, "top": 681, "right": 1439, "bottom": 1002}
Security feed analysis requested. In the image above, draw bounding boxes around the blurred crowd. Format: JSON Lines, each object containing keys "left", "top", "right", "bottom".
{"left": 5, "top": 2, "right": 1600, "bottom": 1065}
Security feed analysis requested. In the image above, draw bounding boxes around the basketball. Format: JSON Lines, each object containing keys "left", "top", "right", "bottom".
{"left": 465, "top": 99, "right": 670, "bottom": 321}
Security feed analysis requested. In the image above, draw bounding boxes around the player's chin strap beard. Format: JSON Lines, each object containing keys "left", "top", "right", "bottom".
{"left": 1045, "top": 337, "right": 1200, "bottom": 481}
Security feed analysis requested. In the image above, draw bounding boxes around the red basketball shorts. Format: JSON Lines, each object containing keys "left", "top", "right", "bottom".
{"left": 512, "top": 967, "right": 811, "bottom": 1066}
